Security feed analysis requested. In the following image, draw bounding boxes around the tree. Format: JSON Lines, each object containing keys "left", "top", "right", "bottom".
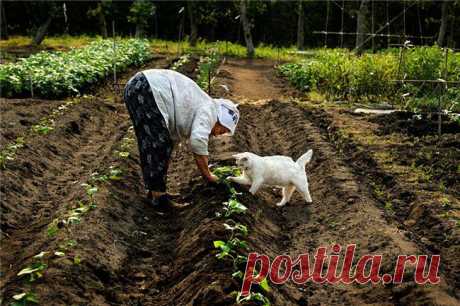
{"left": 240, "top": 0, "right": 254, "bottom": 58}
{"left": 355, "top": 0, "right": 370, "bottom": 52}
{"left": 87, "top": 1, "right": 113, "bottom": 38}
{"left": 297, "top": 0, "right": 305, "bottom": 50}
{"left": 1, "top": 1, "right": 8, "bottom": 40}
{"left": 128, "top": 0, "right": 156, "bottom": 38}
{"left": 437, "top": 1, "right": 449, "bottom": 46}
{"left": 32, "top": 3, "right": 60, "bottom": 46}
{"left": 187, "top": 2, "right": 198, "bottom": 47}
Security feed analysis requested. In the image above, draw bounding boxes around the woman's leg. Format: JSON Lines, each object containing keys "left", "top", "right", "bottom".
{"left": 123, "top": 73, "right": 173, "bottom": 202}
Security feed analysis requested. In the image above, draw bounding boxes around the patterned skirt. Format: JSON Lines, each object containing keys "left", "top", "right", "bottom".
{"left": 123, "top": 72, "right": 173, "bottom": 192}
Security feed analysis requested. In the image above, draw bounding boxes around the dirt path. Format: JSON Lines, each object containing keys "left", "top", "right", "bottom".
{"left": 217, "top": 58, "right": 291, "bottom": 101}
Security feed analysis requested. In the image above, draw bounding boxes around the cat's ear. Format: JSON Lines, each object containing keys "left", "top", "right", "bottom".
{"left": 232, "top": 153, "right": 245, "bottom": 160}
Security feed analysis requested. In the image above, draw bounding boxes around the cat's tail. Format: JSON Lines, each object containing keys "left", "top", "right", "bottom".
{"left": 296, "top": 149, "right": 313, "bottom": 168}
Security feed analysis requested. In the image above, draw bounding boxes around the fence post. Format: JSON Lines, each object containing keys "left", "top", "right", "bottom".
{"left": 208, "top": 67, "right": 211, "bottom": 95}
{"left": 112, "top": 20, "right": 117, "bottom": 92}
{"left": 30, "top": 77, "right": 34, "bottom": 98}
{"left": 438, "top": 48, "right": 449, "bottom": 137}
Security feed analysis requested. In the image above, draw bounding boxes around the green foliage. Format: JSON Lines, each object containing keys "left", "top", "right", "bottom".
{"left": 213, "top": 166, "right": 242, "bottom": 180}
{"left": 11, "top": 292, "right": 39, "bottom": 306}
{"left": 17, "top": 263, "right": 47, "bottom": 282}
{"left": 128, "top": 0, "right": 156, "bottom": 27}
{"left": 171, "top": 54, "right": 191, "bottom": 71}
{"left": 0, "top": 39, "right": 152, "bottom": 98}
{"left": 213, "top": 237, "right": 249, "bottom": 260}
{"left": 234, "top": 291, "right": 271, "bottom": 306}
{"left": 0, "top": 137, "right": 25, "bottom": 169}
{"left": 223, "top": 221, "right": 248, "bottom": 237}
{"left": 278, "top": 46, "right": 460, "bottom": 112}
{"left": 223, "top": 198, "right": 248, "bottom": 217}
{"left": 197, "top": 49, "right": 220, "bottom": 90}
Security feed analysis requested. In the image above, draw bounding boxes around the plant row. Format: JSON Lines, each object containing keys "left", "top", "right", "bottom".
{"left": 8, "top": 126, "right": 134, "bottom": 306}
{"left": 0, "top": 39, "right": 152, "bottom": 98}
{"left": 277, "top": 46, "right": 460, "bottom": 113}
{"left": 0, "top": 96, "right": 93, "bottom": 169}
{"left": 212, "top": 166, "right": 271, "bottom": 305}
{"left": 151, "top": 39, "right": 303, "bottom": 61}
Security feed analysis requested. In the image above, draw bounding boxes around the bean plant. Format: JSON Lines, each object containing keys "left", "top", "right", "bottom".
{"left": 0, "top": 39, "right": 152, "bottom": 98}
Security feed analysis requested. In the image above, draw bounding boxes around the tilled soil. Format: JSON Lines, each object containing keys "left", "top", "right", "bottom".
{"left": 0, "top": 99, "right": 63, "bottom": 147}
{"left": 1, "top": 58, "right": 459, "bottom": 305}
{"left": 300, "top": 106, "right": 460, "bottom": 291}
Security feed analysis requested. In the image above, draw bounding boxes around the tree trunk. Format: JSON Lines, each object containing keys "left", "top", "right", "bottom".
{"left": 355, "top": 0, "right": 369, "bottom": 52}
{"left": 437, "top": 1, "right": 449, "bottom": 46}
{"left": 240, "top": 0, "right": 254, "bottom": 58}
{"left": 0, "top": 1, "right": 8, "bottom": 40}
{"left": 187, "top": 2, "right": 198, "bottom": 47}
{"left": 135, "top": 24, "right": 145, "bottom": 38}
{"left": 154, "top": 12, "right": 158, "bottom": 38}
{"left": 297, "top": 1, "right": 304, "bottom": 50}
{"left": 98, "top": 4, "right": 108, "bottom": 38}
{"left": 32, "top": 15, "right": 53, "bottom": 46}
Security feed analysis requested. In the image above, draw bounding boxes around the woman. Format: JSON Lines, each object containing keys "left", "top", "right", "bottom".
{"left": 123, "top": 69, "right": 239, "bottom": 211}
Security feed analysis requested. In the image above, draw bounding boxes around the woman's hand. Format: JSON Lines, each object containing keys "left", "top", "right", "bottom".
{"left": 194, "top": 153, "right": 218, "bottom": 183}
{"left": 207, "top": 173, "right": 219, "bottom": 184}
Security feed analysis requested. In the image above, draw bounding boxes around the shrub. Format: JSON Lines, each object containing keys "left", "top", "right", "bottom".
{"left": 278, "top": 46, "right": 459, "bottom": 110}
{"left": 0, "top": 39, "right": 152, "bottom": 98}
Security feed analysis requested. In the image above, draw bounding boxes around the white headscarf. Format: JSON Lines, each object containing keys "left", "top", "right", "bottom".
{"left": 214, "top": 98, "right": 240, "bottom": 135}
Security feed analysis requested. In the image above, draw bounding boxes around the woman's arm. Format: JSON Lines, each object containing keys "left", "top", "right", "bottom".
{"left": 194, "top": 153, "right": 218, "bottom": 183}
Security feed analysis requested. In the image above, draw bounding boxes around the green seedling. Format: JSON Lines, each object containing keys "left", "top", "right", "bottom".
{"left": 213, "top": 166, "right": 241, "bottom": 180}
{"left": 108, "top": 166, "right": 123, "bottom": 180}
{"left": 232, "top": 270, "right": 244, "bottom": 279}
{"left": 440, "top": 197, "right": 451, "bottom": 208}
{"left": 89, "top": 172, "right": 108, "bottom": 183}
{"left": 213, "top": 237, "right": 249, "bottom": 260}
{"left": 0, "top": 137, "right": 25, "bottom": 168}
{"left": 11, "top": 292, "right": 39, "bottom": 306}
{"left": 33, "top": 252, "right": 48, "bottom": 260}
{"left": 58, "top": 239, "right": 77, "bottom": 251}
{"left": 17, "top": 262, "right": 47, "bottom": 282}
{"left": 233, "top": 291, "right": 271, "bottom": 306}
{"left": 73, "top": 255, "right": 81, "bottom": 265}
{"left": 31, "top": 120, "right": 54, "bottom": 135}
{"left": 384, "top": 202, "right": 394, "bottom": 214}
{"left": 171, "top": 54, "right": 190, "bottom": 71}
{"left": 47, "top": 219, "right": 59, "bottom": 238}
{"left": 259, "top": 277, "right": 271, "bottom": 293}
{"left": 223, "top": 221, "right": 248, "bottom": 238}
{"left": 223, "top": 199, "right": 248, "bottom": 217}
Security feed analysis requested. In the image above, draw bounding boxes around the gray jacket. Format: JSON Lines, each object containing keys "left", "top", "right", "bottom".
{"left": 142, "top": 69, "right": 218, "bottom": 155}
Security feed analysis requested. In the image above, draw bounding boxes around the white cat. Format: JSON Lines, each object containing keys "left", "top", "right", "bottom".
{"left": 228, "top": 150, "right": 313, "bottom": 206}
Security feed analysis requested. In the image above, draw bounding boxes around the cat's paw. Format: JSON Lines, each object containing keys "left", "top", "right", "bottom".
{"left": 276, "top": 202, "right": 286, "bottom": 207}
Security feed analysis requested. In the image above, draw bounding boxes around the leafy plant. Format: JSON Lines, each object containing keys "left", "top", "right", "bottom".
{"left": 58, "top": 239, "right": 77, "bottom": 251}
{"left": 17, "top": 263, "right": 47, "bottom": 282}
{"left": 278, "top": 46, "right": 460, "bottom": 112}
{"left": 223, "top": 198, "right": 248, "bottom": 217}
{"left": 233, "top": 291, "right": 271, "bottom": 306}
{"left": 196, "top": 49, "right": 220, "bottom": 90}
{"left": 223, "top": 221, "right": 248, "bottom": 237}
{"left": 0, "top": 39, "right": 152, "bottom": 98}
{"left": 11, "top": 292, "right": 39, "bottom": 306}
{"left": 171, "top": 54, "right": 191, "bottom": 71}
{"left": 213, "top": 237, "right": 248, "bottom": 260}
{"left": 0, "top": 137, "right": 25, "bottom": 168}
{"left": 213, "top": 166, "right": 241, "bottom": 180}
